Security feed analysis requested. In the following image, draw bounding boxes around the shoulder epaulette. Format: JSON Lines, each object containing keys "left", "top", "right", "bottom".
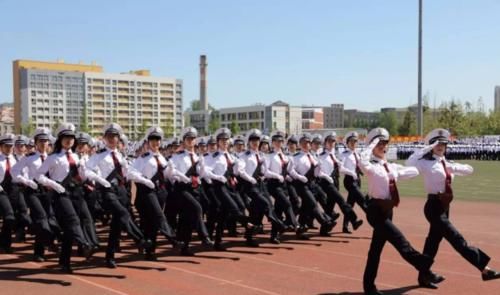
{"left": 177, "top": 150, "right": 184, "bottom": 154}
{"left": 320, "top": 151, "right": 326, "bottom": 156}
{"left": 213, "top": 151, "right": 220, "bottom": 158}
{"left": 97, "top": 148, "right": 106, "bottom": 154}
{"left": 293, "top": 152, "right": 301, "bottom": 156}
{"left": 203, "top": 153, "right": 209, "bottom": 157}
{"left": 141, "top": 152, "right": 151, "bottom": 158}
{"left": 245, "top": 150, "right": 251, "bottom": 155}
{"left": 26, "top": 152, "right": 36, "bottom": 157}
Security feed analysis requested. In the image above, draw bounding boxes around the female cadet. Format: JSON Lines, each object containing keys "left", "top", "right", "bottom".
{"left": 360, "top": 127, "right": 434, "bottom": 295}
{"left": 406, "top": 128, "right": 500, "bottom": 289}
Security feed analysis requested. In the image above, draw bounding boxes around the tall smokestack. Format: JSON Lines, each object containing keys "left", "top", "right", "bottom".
{"left": 199, "top": 55, "right": 208, "bottom": 111}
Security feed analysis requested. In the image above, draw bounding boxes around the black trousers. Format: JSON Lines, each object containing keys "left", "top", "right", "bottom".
{"left": 363, "top": 199, "right": 433, "bottom": 292}
{"left": 241, "top": 180, "right": 284, "bottom": 233}
{"left": 135, "top": 184, "right": 176, "bottom": 253}
{"left": 212, "top": 181, "right": 248, "bottom": 243}
{"left": 202, "top": 180, "right": 220, "bottom": 239}
{"left": 25, "top": 187, "right": 60, "bottom": 256}
{"left": 343, "top": 176, "right": 367, "bottom": 228}
{"left": 174, "top": 183, "right": 210, "bottom": 245}
{"left": 287, "top": 180, "right": 301, "bottom": 215}
{"left": 71, "top": 187, "right": 99, "bottom": 248}
{"left": 0, "top": 192, "right": 15, "bottom": 249}
{"left": 6, "top": 184, "right": 32, "bottom": 233}
{"left": 317, "top": 179, "right": 358, "bottom": 225}
{"left": 53, "top": 189, "right": 89, "bottom": 267}
{"left": 100, "top": 185, "right": 144, "bottom": 259}
{"left": 294, "top": 181, "right": 329, "bottom": 227}
{"left": 267, "top": 179, "right": 298, "bottom": 228}
{"left": 422, "top": 196, "right": 490, "bottom": 272}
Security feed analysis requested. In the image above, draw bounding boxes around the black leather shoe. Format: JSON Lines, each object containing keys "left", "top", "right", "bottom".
{"left": 320, "top": 221, "right": 336, "bottom": 236}
{"left": 342, "top": 227, "right": 352, "bottom": 234}
{"left": 352, "top": 219, "right": 364, "bottom": 231}
{"left": 106, "top": 259, "right": 117, "bottom": 269}
{"left": 270, "top": 236, "right": 281, "bottom": 244}
{"left": 482, "top": 269, "right": 500, "bottom": 281}
{"left": 144, "top": 252, "right": 158, "bottom": 261}
{"left": 418, "top": 271, "right": 438, "bottom": 289}
{"left": 80, "top": 243, "right": 95, "bottom": 260}
{"left": 60, "top": 265, "right": 73, "bottom": 274}
{"left": 430, "top": 271, "right": 445, "bottom": 283}
{"left": 331, "top": 212, "right": 341, "bottom": 222}
{"left": 201, "top": 237, "right": 214, "bottom": 247}
{"left": 180, "top": 247, "right": 195, "bottom": 256}
{"left": 138, "top": 239, "right": 153, "bottom": 251}
{"left": 214, "top": 242, "right": 227, "bottom": 251}
{"left": 245, "top": 238, "right": 259, "bottom": 247}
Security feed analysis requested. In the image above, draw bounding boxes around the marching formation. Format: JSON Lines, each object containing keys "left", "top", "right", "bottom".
{"left": 0, "top": 122, "right": 499, "bottom": 294}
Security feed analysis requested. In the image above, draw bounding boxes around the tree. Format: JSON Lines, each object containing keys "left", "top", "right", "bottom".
{"left": 52, "top": 117, "right": 62, "bottom": 135}
{"left": 398, "top": 110, "right": 416, "bottom": 136}
{"left": 80, "top": 104, "right": 90, "bottom": 133}
{"left": 378, "top": 111, "right": 398, "bottom": 135}
{"left": 208, "top": 112, "right": 220, "bottom": 134}
{"left": 21, "top": 118, "right": 36, "bottom": 136}
{"left": 229, "top": 120, "right": 240, "bottom": 135}
{"left": 136, "top": 120, "right": 150, "bottom": 140}
{"left": 161, "top": 120, "right": 174, "bottom": 138}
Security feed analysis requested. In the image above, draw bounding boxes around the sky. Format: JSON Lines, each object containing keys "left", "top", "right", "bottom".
{"left": 0, "top": 0, "right": 499, "bottom": 111}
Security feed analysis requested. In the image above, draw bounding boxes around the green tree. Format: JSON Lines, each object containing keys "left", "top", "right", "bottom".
{"left": 208, "top": 112, "right": 220, "bottom": 134}
{"left": 229, "top": 120, "right": 240, "bottom": 135}
{"left": 398, "top": 110, "right": 416, "bottom": 136}
{"left": 378, "top": 111, "right": 398, "bottom": 135}
{"left": 21, "top": 118, "right": 36, "bottom": 136}
{"left": 136, "top": 120, "right": 150, "bottom": 140}
{"left": 80, "top": 104, "right": 90, "bottom": 133}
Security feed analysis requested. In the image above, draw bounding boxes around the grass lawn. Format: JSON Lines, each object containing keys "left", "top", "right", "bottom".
{"left": 338, "top": 160, "right": 500, "bottom": 203}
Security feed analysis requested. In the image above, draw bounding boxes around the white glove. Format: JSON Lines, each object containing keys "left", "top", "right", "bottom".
{"left": 216, "top": 175, "right": 227, "bottom": 183}
{"left": 325, "top": 176, "right": 334, "bottom": 184}
{"left": 277, "top": 175, "right": 284, "bottom": 183}
{"left": 387, "top": 169, "right": 398, "bottom": 181}
{"left": 422, "top": 141, "right": 439, "bottom": 154}
{"left": 95, "top": 176, "right": 111, "bottom": 188}
{"left": 25, "top": 180, "right": 38, "bottom": 190}
{"left": 299, "top": 175, "right": 308, "bottom": 183}
{"left": 249, "top": 177, "right": 257, "bottom": 185}
{"left": 285, "top": 175, "right": 293, "bottom": 182}
{"left": 142, "top": 179, "right": 155, "bottom": 189}
{"left": 179, "top": 174, "right": 191, "bottom": 184}
{"left": 52, "top": 183, "right": 66, "bottom": 194}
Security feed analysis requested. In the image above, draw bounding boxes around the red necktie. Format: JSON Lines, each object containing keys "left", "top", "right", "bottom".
{"left": 278, "top": 153, "right": 286, "bottom": 174}
{"left": 224, "top": 153, "right": 237, "bottom": 187}
{"left": 306, "top": 153, "right": 314, "bottom": 165}
{"left": 354, "top": 152, "right": 362, "bottom": 176}
{"left": 329, "top": 154, "right": 339, "bottom": 172}
{"left": 4, "top": 157, "right": 11, "bottom": 183}
{"left": 154, "top": 155, "right": 166, "bottom": 189}
{"left": 111, "top": 151, "right": 125, "bottom": 185}
{"left": 66, "top": 151, "right": 82, "bottom": 182}
{"left": 441, "top": 160, "right": 453, "bottom": 195}
{"left": 40, "top": 155, "right": 45, "bottom": 162}
{"left": 383, "top": 162, "right": 400, "bottom": 207}
{"left": 189, "top": 153, "right": 199, "bottom": 188}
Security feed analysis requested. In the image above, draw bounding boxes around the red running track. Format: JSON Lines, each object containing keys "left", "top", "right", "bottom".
{"left": 1, "top": 197, "right": 499, "bottom": 295}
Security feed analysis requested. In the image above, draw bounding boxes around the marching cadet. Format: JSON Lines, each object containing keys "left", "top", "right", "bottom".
{"left": 259, "top": 135, "right": 271, "bottom": 153}
{"left": 86, "top": 123, "right": 152, "bottom": 268}
{"left": 0, "top": 134, "right": 17, "bottom": 253}
{"left": 406, "top": 128, "right": 500, "bottom": 288}
{"left": 359, "top": 128, "right": 434, "bottom": 295}
{"left": 73, "top": 132, "right": 100, "bottom": 252}
{"left": 265, "top": 130, "right": 298, "bottom": 243}
{"left": 233, "top": 135, "right": 246, "bottom": 156}
{"left": 168, "top": 127, "right": 214, "bottom": 256}
{"left": 12, "top": 128, "right": 60, "bottom": 261}
{"left": 201, "top": 136, "right": 220, "bottom": 240}
{"left": 340, "top": 131, "right": 367, "bottom": 234}
{"left": 203, "top": 128, "right": 252, "bottom": 251}
{"left": 10, "top": 135, "right": 31, "bottom": 242}
{"left": 236, "top": 129, "right": 286, "bottom": 246}
{"left": 35, "top": 123, "right": 97, "bottom": 273}
{"left": 288, "top": 133, "right": 335, "bottom": 239}
{"left": 285, "top": 135, "right": 301, "bottom": 215}
{"left": 128, "top": 126, "right": 181, "bottom": 260}
{"left": 14, "top": 135, "right": 28, "bottom": 160}
{"left": 26, "top": 139, "right": 35, "bottom": 154}
{"left": 316, "top": 132, "right": 363, "bottom": 234}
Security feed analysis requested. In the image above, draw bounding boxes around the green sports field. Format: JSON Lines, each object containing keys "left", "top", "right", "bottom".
{"left": 338, "top": 160, "right": 500, "bottom": 202}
